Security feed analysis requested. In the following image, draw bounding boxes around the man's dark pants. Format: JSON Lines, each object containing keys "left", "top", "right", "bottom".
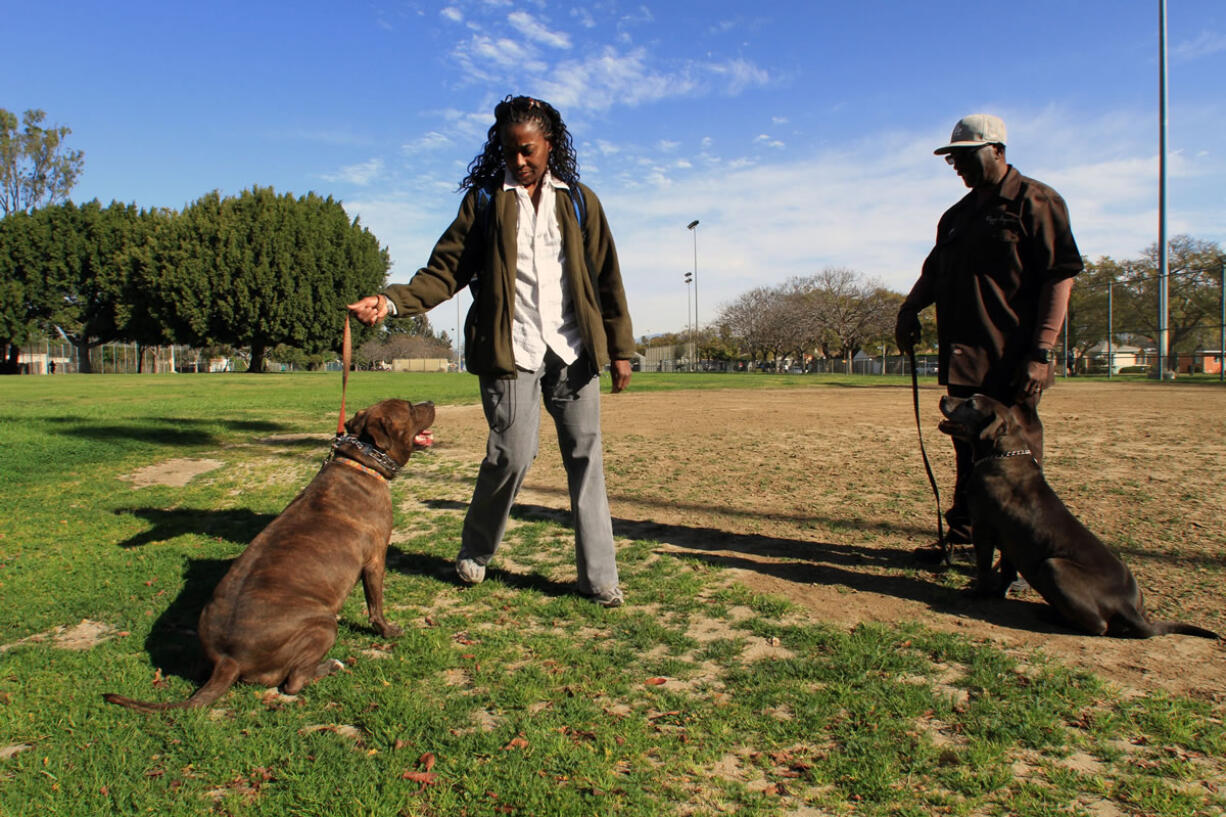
{"left": 944, "top": 382, "right": 1044, "bottom": 543}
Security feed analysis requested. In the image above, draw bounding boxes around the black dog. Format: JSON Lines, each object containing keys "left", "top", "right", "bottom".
{"left": 938, "top": 394, "right": 1218, "bottom": 639}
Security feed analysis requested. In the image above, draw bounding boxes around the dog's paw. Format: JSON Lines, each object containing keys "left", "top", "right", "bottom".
{"left": 371, "top": 618, "right": 402, "bottom": 638}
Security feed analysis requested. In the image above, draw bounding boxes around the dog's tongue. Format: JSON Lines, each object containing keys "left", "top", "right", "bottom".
{"left": 413, "top": 429, "right": 434, "bottom": 447}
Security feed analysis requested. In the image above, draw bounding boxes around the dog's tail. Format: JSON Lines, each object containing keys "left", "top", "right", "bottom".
{"left": 1113, "top": 608, "right": 1221, "bottom": 640}
{"left": 102, "top": 657, "right": 241, "bottom": 713}
{"left": 1148, "top": 621, "right": 1221, "bottom": 640}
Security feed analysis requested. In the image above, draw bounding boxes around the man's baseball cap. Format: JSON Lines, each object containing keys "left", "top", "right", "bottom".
{"left": 933, "top": 114, "right": 1007, "bottom": 155}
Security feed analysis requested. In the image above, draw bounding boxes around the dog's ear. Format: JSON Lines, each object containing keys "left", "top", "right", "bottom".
{"left": 346, "top": 402, "right": 396, "bottom": 450}
{"left": 1008, "top": 402, "right": 1036, "bottom": 429}
{"left": 978, "top": 402, "right": 1010, "bottom": 441}
{"left": 345, "top": 408, "right": 369, "bottom": 438}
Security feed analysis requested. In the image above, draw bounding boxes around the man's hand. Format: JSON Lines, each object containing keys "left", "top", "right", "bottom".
{"left": 894, "top": 310, "right": 921, "bottom": 352}
{"left": 1020, "top": 359, "right": 1049, "bottom": 398}
{"left": 347, "top": 294, "right": 388, "bottom": 327}
{"left": 610, "top": 359, "right": 632, "bottom": 393}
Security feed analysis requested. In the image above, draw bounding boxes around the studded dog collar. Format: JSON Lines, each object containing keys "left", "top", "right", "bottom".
{"left": 327, "top": 434, "right": 402, "bottom": 479}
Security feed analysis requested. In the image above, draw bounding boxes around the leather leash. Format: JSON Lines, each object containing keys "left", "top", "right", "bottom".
{"left": 909, "top": 347, "right": 947, "bottom": 564}
{"left": 337, "top": 314, "right": 351, "bottom": 436}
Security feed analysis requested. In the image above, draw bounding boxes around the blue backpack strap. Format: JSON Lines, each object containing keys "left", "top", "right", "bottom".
{"left": 566, "top": 185, "right": 586, "bottom": 232}
{"left": 468, "top": 183, "right": 500, "bottom": 295}
{"left": 565, "top": 185, "right": 601, "bottom": 309}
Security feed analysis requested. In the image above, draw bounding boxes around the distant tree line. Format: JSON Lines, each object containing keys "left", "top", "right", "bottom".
{"left": 704, "top": 268, "right": 912, "bottom": 369}
{"left": 1066, "top": 235, "right": 1226, "bottom": 371}
{"left": 356, "top": 313, "right": 454, "bottom": 369}
{"left": 0, "top": 187, "right": 396, "bottom": 373}
{"left": 655, "top": 236, "right": 1223, "bottom": 374}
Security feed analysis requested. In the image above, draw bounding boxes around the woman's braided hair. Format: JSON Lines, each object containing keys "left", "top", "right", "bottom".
{"left": 460, "top": 95, "right": 580, "bottom": 191}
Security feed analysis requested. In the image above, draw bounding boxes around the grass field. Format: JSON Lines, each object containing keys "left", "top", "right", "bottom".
{"left": 1, "top": 372, "right": 1223, "bottom": 816}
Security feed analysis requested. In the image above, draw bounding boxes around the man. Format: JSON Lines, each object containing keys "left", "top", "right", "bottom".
{"left": 349, "top": 95, "right": 634, "bottom": 606}
{"left": 895, "top": 113, "right": 1082, "bottom": 558}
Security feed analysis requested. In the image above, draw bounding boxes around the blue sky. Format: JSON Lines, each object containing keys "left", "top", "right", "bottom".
{"left": 5, "top": 1, "right": 1224, "bottom": 339}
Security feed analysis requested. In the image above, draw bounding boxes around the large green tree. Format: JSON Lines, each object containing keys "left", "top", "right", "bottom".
{"left": 1106, "top": 236, "right": 1224, "bottom": 369}
{"left": 0, "top": 109, "right": 84, "bottom": 217}
{"left": 172, "top": 187, "right": 388, "bottom": 372}
{"left": 1065, "top": 257, "right": 1120, "bottom": 371}
{"left": 0, "top": 209, "right": 55, "bottom": 372}
{"left": 0, "top": 200, "right": 149, "bottom": 372}
{"left": 49, "top": 200, "right": 151, "bottom": 372}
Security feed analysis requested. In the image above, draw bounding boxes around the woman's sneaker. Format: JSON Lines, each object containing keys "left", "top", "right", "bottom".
{"left": 455, "top": 557, "right": 486, "bottom": 585}
{"left": 589, "top": 586, "right": 624, "bottom": 608}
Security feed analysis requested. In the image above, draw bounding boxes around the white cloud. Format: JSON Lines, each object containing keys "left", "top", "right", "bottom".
{"left": 532, "top": 47, "right": 771, "bottom": 112}
{"left": 404, "top": 131, "right": 452, "bottom": 151}
{"left": 466, "top": 34, "right": 543, "bottom": 71}
{"left": 440, "top": 7, "right": 463, "bottom": 23}
{"left": 657, "top": 139, "right": 680, "bottom": 152}
{"left": 537, "top": 47, "right": 693, "bottom": 110}
{"left": 507, "top": 10, "right": 571, "bottom": 49}
{"left": 1173, "top": 30, "right": 1226, "bottom": 60}
{"left": 321, "top": 158, "right": 385, "bottom": 186}
{"left": 706, "top": 58, "right": 770, "bottom": 94}
{"left": 594, "top": 139, "right": 622, "bottom": 156}
{"left": 593, "top": 106, "right": 1226, "bottom": 335}
{"left": 571, "top": 7, "right": 596, "bottom": 29}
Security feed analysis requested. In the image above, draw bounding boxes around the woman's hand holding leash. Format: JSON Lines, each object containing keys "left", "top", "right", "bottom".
{"left": 347, "top": 294, "right": 388, "bottom": 327}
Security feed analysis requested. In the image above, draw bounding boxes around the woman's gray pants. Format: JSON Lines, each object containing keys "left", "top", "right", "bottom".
{"left": 459, "top": 351, "right": 619, "bottom": 595}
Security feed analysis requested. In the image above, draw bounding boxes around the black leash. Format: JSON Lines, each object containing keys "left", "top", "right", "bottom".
{"left": 908, "top": 348, "right": 947, "bottom": 564}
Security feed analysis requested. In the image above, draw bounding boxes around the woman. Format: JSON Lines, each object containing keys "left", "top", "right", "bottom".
{"left": 348, "top": 95, "right": 635, "bottom": 607}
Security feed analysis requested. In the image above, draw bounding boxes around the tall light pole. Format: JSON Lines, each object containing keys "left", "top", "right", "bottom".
{"left": 684, "top": 271, "right": 694, "bottom": 371}
{"left": 1157, "top": 0, "right": 1170, "bottom": 379}
{"left": 686, "top": 219, "right": 699, "bottom": 370}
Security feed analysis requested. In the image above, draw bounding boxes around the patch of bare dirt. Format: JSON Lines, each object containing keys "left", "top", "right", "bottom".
{"left": 409, "top": 381, "right": 1226, "bottom": 701}
{"left": 123, "top": 458, "right": 224, "bottom": 487}
{"left": 1, "top": 619, "right": 118, "bottom": 653}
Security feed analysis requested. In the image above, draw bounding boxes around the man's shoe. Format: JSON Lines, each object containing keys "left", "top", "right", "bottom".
{"left": 455, "top": 557, "right": 486, "bottom": 585}
{"left": 589, "top": 586, "right": 624, "bottom": 608}
{"left": 1006, "top": 576, "right": 1031, "bottom": 596}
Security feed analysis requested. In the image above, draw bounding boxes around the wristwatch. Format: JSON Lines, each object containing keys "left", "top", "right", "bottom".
{"left": 1029, "top": 348, "right": 1051, "bottom": 364}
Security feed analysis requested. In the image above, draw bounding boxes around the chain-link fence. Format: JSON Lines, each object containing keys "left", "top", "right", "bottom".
{"left": 12, "top": 342, "right": 312, "bottom": 374}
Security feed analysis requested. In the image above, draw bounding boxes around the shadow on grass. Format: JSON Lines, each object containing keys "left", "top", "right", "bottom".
{"left": 40, "top": 415, "right": 293, "bottom": 447}
{"left": 1111, "top": 544, "right": 1226, "bottom": 571}
{"left": 142, "top": 556, "right": 231, "bottom": 684}
{"left": 386, "top": 546, "right": 580, "bottom": 600}
{"left": 414, "top": 471, "right": 937, "bottom": 538}
{"left": 420, "top": 495, "right": 1074, "bottom": 636}
{"left": 113, "top": 506, "right": 277, "bottom": 549}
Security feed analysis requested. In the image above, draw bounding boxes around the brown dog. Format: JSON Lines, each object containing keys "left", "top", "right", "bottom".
{"left": 938, "top": 393, "right": 1218, "bottom": 639}
{"left": 104, "top": 398, "right": 436, "bottom": 712}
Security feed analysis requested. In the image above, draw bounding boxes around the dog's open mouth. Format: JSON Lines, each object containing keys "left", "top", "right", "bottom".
{"left": 938, "top": 419, "right": 971, "bottom": 438}
{"left": 412, "top": 429, "right": 434, "bottom": 449}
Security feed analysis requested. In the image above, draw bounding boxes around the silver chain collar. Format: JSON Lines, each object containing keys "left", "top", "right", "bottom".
{"left": 329, "top": 434, "right": 402, "bottom": 476}
{"left": 974, "top": 448, "right": 1035, "bottom": 466}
